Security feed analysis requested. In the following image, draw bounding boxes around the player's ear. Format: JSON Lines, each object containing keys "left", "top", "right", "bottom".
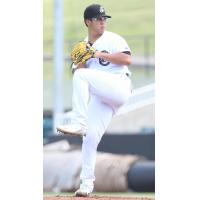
{"left": 84, "top": 19, "right": 91, "bottom": 27}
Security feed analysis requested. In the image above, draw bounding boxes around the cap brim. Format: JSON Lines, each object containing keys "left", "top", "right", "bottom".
{"left": 97, "top": 14, "right": 111, "bottom": 18}
{"left": 102, "top": 15, "right": 111, "bottom": 18}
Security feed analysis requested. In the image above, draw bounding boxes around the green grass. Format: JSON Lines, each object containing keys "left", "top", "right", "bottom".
{"left": 44, "top": 0, "right": 154, "bottom": 52}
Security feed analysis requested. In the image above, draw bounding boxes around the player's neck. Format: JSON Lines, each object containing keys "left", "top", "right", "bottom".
{"left": 88, "top": 30, "right": 104, "bottom": 43}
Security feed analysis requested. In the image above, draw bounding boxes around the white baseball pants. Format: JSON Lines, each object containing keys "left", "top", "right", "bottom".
{"left": 72, "top": 68, "right": 132, "bottom": 190}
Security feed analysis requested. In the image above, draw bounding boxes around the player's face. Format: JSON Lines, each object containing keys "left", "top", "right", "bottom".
{"left": 88, "top": 17, "right": 107, "bottom": 35}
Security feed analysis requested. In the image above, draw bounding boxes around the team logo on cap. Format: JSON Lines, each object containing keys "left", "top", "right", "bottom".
{"left": 100, "top": 6, "right": 104, "bottom": 13}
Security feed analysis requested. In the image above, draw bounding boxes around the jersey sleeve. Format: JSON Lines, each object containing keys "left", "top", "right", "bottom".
{"left": 113, "top": 35, "right": 132, "bottom": 54}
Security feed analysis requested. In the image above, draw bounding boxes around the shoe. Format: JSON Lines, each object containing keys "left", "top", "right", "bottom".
{"left": 75, "top": 189, "right": 90, "bottom": 197}
{"left": 75, "top": 182, "right": 93, "bottom": 197}
{"left": 56, "top": 124, "right": 86, "bottom": 136}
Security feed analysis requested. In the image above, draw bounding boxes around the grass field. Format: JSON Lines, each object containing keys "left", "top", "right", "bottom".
{"left": 44, "top": 0, "right": 154, "bottom": 53}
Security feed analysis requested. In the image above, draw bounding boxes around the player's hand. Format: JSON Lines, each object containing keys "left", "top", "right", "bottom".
{"left": 93, "top": 51, "right": 102, "bottom": 58}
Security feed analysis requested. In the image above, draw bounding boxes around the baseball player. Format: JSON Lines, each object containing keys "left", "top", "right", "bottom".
{"left": 57, "top": 4, "right": 133, "bottom": 197}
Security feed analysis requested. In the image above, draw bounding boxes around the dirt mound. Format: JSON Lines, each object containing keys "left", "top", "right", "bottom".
{"left": 44, "top": 195, "right": 154, "bottom": 200}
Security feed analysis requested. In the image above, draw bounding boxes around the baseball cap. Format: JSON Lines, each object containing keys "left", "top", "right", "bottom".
{"left": 84, "top": 4, "right": 111, "bottom": 19}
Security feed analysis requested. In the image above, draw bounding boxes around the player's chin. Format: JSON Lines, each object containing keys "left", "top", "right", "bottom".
{"left": 99, "top": 27, "right": 105, "bottom": 34}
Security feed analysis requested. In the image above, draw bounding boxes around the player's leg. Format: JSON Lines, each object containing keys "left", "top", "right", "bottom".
{"left": 56, "top": 68, "right": 90, "bottom": 135}
{"left": 73, "top": 68, "right": 132, "bottom": 113}
{"left": 57, "top": 68, "right": 131, "bottom": 135}
{"left": 75, "top": 94, "right": 114, "bottom": 196}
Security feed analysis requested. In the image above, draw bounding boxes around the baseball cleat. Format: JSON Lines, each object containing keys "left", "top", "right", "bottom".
{"left": 75, "top": 189, "right": 90, "bottom": 197}
{"left": 75, "top": 181, "right": 93, "bottom": 197}
{"left": 56, "top": 124, "right": 86, "bottom": 136}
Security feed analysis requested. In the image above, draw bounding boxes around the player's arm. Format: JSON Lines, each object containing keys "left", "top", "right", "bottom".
{"left": 94, "top": 51, "right": 132, "bottom": 65}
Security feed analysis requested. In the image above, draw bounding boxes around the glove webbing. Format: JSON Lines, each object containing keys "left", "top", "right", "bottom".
{"left": 73, "top": 45, "right": 95, "bottom": 64}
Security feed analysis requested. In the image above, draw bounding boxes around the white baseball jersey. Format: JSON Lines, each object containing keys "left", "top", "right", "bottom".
{"left": 84, "top": 31, "right": 132, "bottom": 75}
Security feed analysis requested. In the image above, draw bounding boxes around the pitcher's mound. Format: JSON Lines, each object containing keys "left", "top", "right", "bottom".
{"left": 44, "top": 195, "right": 154, "bottom": 200}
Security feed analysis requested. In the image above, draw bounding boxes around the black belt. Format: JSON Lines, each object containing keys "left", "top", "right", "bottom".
{"left": 126, "top": 73, "right": 130, "bottom": 77}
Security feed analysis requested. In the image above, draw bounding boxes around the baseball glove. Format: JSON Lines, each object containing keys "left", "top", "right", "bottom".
{"left": 71, "top": 41, "right": 96, "bottom": 65}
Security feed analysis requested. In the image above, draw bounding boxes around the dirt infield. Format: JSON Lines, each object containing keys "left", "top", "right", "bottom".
{"left": 44, "top": 195, "right": 154, "bottom": 200}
